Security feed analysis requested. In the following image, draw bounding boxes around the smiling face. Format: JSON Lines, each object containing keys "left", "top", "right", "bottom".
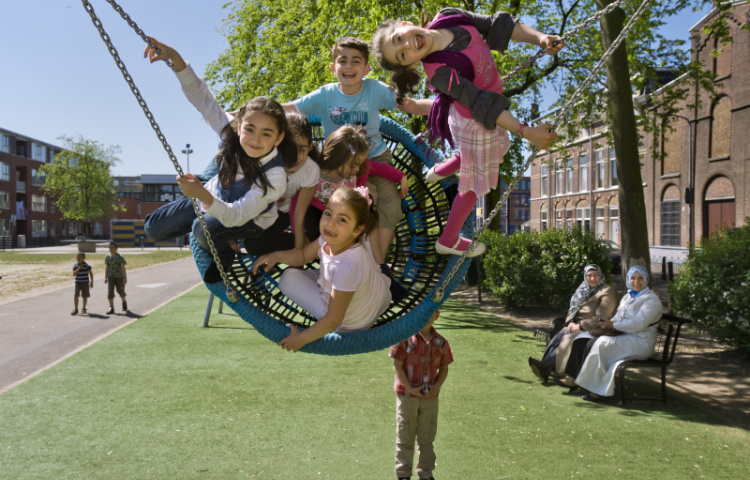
{"left": 330, "top": 47, "right": 370, "bottom": 93}
{"left": 629, "top": 272, "right": 646, "bottom": 292}
{"left": 319, "top": 197, "right": 365, "bottom": 255}
{"left": 238, "top": 110, "right": 284, "bottom": 159}
{"left": 381, "top": 23, "right": 433, "bottom": 68}
{"left": 585, "top": 269, "right": 601, "bottom": 288}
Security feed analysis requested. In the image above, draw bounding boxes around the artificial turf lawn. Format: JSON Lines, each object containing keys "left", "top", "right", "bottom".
{"left": 0, "top": 285, "right": 747, "bottom": 479}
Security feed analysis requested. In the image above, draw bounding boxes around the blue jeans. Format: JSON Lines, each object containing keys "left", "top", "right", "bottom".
{"left": 144, "top": 178, "right": 264, "bottom": 265}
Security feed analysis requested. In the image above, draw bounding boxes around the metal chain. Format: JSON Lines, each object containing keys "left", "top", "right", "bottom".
{"left": 81, "top": 0, "right": 238, "bottom": 302}
{"left": 433, "top": 0, "right": 652, "bottom": 302}
{"left": 500, "top": 0, "right": 627, "bottom": 83}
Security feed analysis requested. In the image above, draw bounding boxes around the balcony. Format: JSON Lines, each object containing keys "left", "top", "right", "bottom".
{"left": 16, "top": 180, "right": 26, "bottom": 193}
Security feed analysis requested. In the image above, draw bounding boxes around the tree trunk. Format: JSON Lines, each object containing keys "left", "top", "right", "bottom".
{"left": 597, "top": 0, "right": 651, "bottom": 275}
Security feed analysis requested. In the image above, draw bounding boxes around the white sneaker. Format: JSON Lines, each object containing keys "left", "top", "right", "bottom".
{"left": 435, "top": 238, "right": 486, "bottom": 258}
{"left": 425, "top": 165, "right": 449, "bottom": 183}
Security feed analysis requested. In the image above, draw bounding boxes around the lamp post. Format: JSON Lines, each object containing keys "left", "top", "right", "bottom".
{"left": 181, "top": 143, "right": 193, "bottom": 173}
{"left": 668, "top": 114, "right": 695, "bottom": 251}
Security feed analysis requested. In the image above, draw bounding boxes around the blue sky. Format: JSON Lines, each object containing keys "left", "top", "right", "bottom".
{"left": 0, "top": 1, "right": 713, "bottom": 177}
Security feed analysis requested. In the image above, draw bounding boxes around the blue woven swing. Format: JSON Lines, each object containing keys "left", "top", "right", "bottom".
{"left": 196, "top": 117, "right": 472, "bottom": 355}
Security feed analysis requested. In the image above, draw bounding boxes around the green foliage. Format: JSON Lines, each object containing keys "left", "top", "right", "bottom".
{"left": 40, "top": 135, "right": 124, "bottom": 236}
{"left": 480, "top": 226, "right": 612, "bottom": 309}
{"left": 670, "top": 222, "right": 750, "bottom": 354}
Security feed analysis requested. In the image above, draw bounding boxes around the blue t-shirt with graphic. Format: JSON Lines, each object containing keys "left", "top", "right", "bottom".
{"left": 294, "top": 78, "right": 398, "bottom": 158}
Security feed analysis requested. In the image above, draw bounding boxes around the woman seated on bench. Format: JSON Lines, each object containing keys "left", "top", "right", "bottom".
{"left": 556, "top": 265, "right": 663, "bottom": 402}
{"left": 527, "top": 264, "right": 618, "bottom": 383}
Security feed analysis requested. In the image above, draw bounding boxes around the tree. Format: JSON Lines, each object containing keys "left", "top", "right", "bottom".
{"left": 41, "top": 136, "right": 124, "bottom": 237}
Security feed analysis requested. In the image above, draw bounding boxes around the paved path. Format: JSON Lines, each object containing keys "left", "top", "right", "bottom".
{"left": 0, "top": 256, "right": 202, "bottom": 394}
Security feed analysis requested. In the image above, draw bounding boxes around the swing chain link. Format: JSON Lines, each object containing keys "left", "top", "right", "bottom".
{"left": 500, "top": 0, "right": 627, "bottom": 84}
{"left": 433, "top": 0, "right": 651, "bottom": 302}
{"left": 81, "top": 0, "right": 238, "bottom": 301}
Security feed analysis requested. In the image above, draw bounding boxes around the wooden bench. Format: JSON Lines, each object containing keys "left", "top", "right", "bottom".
{"left": 615, "top": 313, "right": 691, "bottom": 405}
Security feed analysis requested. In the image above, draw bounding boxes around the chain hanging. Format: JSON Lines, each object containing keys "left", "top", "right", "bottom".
{"left": 80, "top": 0, "right": 238, "bottom": 302}
{"left": 433, "top": 0, "right": 653, "bottom": 302}
{"left": 500, "top": 0, "right": 627, "bottom": 83}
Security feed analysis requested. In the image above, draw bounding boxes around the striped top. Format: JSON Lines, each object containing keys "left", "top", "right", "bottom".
{"left": 73, "top": 262, "right": 92, "bottom": 283}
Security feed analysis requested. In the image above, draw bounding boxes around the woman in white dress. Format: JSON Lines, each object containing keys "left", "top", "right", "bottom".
{"left": 559, "top": 266, "right": 663, "bottom": 402}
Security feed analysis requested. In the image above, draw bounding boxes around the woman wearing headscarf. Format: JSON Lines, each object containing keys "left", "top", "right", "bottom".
{"left": 560, "top": 265, "right": 663, "bottom": 401}
{"left": 528, "top": 264, "right": 618, "bottom": 383}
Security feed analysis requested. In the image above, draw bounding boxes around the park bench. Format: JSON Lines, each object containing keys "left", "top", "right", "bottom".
{"left": 615, "top": 313, "right": 691, "bottom": 405}
{"left": 537, "top": 312, "right": 692, "bottom": 405}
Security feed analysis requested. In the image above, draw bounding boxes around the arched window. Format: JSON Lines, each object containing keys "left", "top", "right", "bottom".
{"left": 660, "top": 185, "right": 681, "bottom": 246}
{"left": 540, "top": 204, "right": 548, "bottom": 231}
{"left": 710, "top": 96, "right": 731, "bottom": 159}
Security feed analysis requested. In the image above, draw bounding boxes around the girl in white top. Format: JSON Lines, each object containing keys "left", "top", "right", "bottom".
{"left": 254, "top": 186, "right": 392, "bottom": 352}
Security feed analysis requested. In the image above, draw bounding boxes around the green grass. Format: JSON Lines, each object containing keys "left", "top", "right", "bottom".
{"left": 0, "top": 287, "right": 747, "bottom": 479}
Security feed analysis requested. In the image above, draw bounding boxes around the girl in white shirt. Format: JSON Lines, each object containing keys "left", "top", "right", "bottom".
{"left": 253, "top": 186, "right": 392, "bottom": 352}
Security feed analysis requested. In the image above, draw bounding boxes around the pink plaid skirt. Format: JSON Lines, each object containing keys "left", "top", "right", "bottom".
{"left": 448, "top": 104, "right": 510, "bottom": 195}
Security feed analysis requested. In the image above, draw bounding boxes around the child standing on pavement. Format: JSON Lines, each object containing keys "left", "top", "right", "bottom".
{"left": 72, "top": 253, "right": 94, "bottom": 316}
{"left": 389, "top": 309, "right": 452, "bottom": 480}
{"left": 104, "top": 242, "right": 128, "bottom": 314}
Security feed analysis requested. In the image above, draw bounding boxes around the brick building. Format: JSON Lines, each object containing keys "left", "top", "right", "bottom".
{"left": 529, "top": 1, "right": 749, "bottom": 264}
{"left": 477, "top": 177, "right": 531, "bottom": 234}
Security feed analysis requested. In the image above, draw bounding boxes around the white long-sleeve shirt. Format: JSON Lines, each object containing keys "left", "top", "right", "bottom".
{"left": 175, "top": 63, "right": 286, "bottom": 229}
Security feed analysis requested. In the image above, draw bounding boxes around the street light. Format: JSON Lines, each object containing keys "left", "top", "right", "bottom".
{"left": 181, "top": 143, "right": 193, "bottom": 173}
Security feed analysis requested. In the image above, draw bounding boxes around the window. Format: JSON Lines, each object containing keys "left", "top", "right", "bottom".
{"left": 555, "top": 207, "right": 564, "bottom": 228}
{"left": 576, "top": 207, "right": 591, "bottom": 231}
{"left": 609, "top": 205, "right": 620, "bottom": 243}
{"left": 0, "top": 219, "right": 9, "bottom": 236}
{"left": 50, "top": 221, "right": 56, "bottom": 237}
{"left": 595, "top": 206, "right": 605, "bottom": 237}
{"left": 566, "top": 159, "right": 573, "bottom": 193}
{"left": 31, "top": 220, "right": 47, "bottom": 238}
{"left": 609, "top": 147, "right": 618, "bottom": 187}
{"left": 555, "top": 159, "right": 563, "bottom": 195}
{"left": 519, "top": 179, "right": 531, "bottom": 191}
{"left": 596, "top": 149, "right": 606, "bottom": 189}
{"left": 0, "top": 161, "right": 9, "bottom": 182}
{"left": 660, "top": 200, "right": 681, "bottom": 246}
{"left": 0, "top": 134, "right": 9, "bottom": 153}
{"left": 32, "top": 169, "right": 46, "bottom": 187}
{"left": 93, "top": 222, "right": 103, "bottom": 236}
{"left": 540, "top": 165, "right": 548, "bottom": 196}
{"left": 579, "top": 153, "right": 588, "bottom": 192}
{"left": 32, "top": 143, "right": 47, "bottom": 162}
{"left": 0, "top": 190, "right": 9, "bottom": 210}
{"left": 32, "top": 194, "right": 47, "bottom": 212}
{"left": 565, "top": 206, "right": 574, "bottom": 227}
{"left": 540, "top": 207, "right": 548, "bottom": 231}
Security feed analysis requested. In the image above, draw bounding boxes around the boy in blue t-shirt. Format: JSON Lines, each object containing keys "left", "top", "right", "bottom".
{"left": 282, "top": 37, "right": 432, "bottom": 264}
{"left": 72, "top": 253, "right": 94, "bottom": 315}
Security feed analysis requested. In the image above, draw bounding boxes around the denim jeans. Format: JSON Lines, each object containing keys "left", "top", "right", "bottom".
{"left": 144, "top": 177, "right": 264, "bottom": 266}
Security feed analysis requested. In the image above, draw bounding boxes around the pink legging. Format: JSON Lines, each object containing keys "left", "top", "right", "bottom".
{"left": 434, "top": 154, "right": 479, "bottom": 252}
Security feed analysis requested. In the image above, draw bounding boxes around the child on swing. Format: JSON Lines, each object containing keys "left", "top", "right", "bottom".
{"left": 302, "top": 125, "right": 409, "bottom": 265}
{"left": 253, "top": 186, "right": 392, "bottom": 353}
{"left": 371, "top": 8, "right": 564, "bottom": 257}
{"left": 243, "top": 112, "right": 322, "bottom": 255}
{"left": 143, "top": 39, "right": 297, "bottom": 283}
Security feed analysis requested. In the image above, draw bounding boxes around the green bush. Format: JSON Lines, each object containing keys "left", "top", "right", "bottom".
{"left": 670, "top": 223, "right": 750, "bottom": 354}
{"left": 479, "top": 227, "right": 612, "bottom": 309}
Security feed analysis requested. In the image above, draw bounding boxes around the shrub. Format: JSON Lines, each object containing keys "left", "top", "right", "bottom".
{"left": 670, "top": 223, "right": 750, "bottom": 354}
{"left": 479, "top": 227, "right": 612, "bottom": 309}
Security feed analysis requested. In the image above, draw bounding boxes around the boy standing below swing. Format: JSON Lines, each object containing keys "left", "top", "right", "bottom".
{"left": 104, "top": 242, "right": 128, "bottom": 314}
{"left": 389, "top": 309, "right": 452, "bottom": 480}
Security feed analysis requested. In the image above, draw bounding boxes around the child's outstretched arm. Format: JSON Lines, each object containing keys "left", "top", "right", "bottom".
{"left": 253, "top": 239, "right": 319, "bottom": 274}
{"left": 397, "top": 97, "right": 434, "bottom": 116}
{"left": 143, "top": 37, "right": 187, "bottom": 72}
{"left": 279, "top": 288, "right": 356, "bottom": 352}
{"left": 510, "top": 24, "right": 564, "bottom": 56}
